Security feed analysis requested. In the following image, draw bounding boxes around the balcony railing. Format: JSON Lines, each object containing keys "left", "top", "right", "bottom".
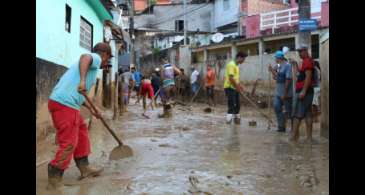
{"left": 260, "top": 7, "right": 321, "bottom": 33}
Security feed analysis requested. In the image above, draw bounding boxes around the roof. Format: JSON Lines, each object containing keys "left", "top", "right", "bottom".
{"left": 86, "top": 0, "right": 113, "bottom": 21}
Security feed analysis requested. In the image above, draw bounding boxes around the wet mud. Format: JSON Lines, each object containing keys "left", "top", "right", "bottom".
{"left": 37, "top": 97, "right": 328, "bottom": 195}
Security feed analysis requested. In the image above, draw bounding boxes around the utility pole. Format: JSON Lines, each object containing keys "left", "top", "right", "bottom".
{"left": 297, "top": 0, "right": 311, "bottom": 50}
{"left": 183, "top": 0, "right": 187, "bottom": 45}
{"left": 129, "top": 0, "right": 135, "bottom": 66}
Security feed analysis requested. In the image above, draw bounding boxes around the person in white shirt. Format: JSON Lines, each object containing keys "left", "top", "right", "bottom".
{"left": 190, "top": 67, "right": 200, "bottom": 96}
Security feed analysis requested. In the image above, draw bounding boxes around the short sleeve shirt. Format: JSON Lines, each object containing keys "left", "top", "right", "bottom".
{"left": 275, "top": 62, "right": 293, "bottom": 97}
{"left": 224, "top": 60, "right": 240, "bottom": 89}
{"left": 49, "top": 53, "right": 101, "bottom": 110}
{"left": 190, "top": 70, "right": 200, "bottom": 84}
{"left": 205, "top": 69, "right": 216, "bottom": 87}
{"left": 296, "top": 57, "right": 314, "bottom": 91}
{"left": 121, "top": 71, "right": 135, "bottom": 84}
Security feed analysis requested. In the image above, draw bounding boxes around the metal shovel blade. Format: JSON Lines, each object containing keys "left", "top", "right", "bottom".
{"left": 203, "top": 107, "right": 212, "bottom": 113}
{"left": 109, "top": 145, "right": 134, "bottom": 160}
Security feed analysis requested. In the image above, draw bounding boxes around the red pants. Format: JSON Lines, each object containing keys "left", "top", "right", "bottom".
{"left": 140, "top": 82, "right": 154, "bottom": 99}
{"left": 48, "top": 100, "right": 91, "bottom": 170}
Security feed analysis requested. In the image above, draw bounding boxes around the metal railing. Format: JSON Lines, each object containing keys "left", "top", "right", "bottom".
{"left": 260, "top": 7, "right": 321, "bottom": 33}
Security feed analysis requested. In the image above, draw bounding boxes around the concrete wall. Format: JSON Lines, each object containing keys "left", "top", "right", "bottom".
{"left": 36, "top": 58, "right": 67, "bottom": 142}
{"left": 213, "top": 0, "right": 240, "bottom": 29}
{"left": 179, "top": 46, "right": 192, "bottom": 71}
{"left": 320, "top": 35, "right": 329, "bottom": 139}
{"left": 135, "top": 4, "right": 214, "bottom": 32}
{"left": 36, "top": 0, "right": 106, "bottom": 68}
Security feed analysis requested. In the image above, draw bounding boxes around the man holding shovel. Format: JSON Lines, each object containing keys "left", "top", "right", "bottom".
{"left": 46, "top": 42, "right": 112, "bottom": 190}
{"left": 136, "top": 75, "right": 155, "bottom": 117}
{"left": 224, "top": 52, "right": 247, "bottom": 124}
{"left": 268, "top": 51, "right": 293, "bottom": 133}
{"left": 158, "top": 57, "right": 181, "bottom": 118}
{"left": 205, "top": 64, "right": 216, "bottom": 106}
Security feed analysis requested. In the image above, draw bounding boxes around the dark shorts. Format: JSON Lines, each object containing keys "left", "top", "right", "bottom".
{"left": 292, "top": 91, "right": 314, "bottom": 119}
{"left": 206, "top": 86, "right": 214, "bottom": 98}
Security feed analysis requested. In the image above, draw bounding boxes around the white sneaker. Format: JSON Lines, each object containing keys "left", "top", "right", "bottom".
{"left": 226, "top": 114, "right": 233, "bottom": 124}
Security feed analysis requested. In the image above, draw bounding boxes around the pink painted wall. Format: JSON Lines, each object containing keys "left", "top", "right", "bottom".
{"left": 290, "top": 0, "right": 298, "bottom": 8}
{"left": 245, "top": 15, "right": 260, "bottom": 39}
{"left": 321, "top": 1, "right": 329, "bottom": 27}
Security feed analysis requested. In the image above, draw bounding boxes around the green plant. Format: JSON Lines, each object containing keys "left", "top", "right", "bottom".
{"left": 152, "top": 47, "right": 160, "bottom": 55}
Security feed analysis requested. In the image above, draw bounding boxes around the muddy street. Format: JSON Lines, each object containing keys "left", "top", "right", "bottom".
{"left": 36, "top": 99, "right": 329, "bottom": 195}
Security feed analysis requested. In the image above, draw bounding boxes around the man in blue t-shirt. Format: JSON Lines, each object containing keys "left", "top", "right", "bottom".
{"left": 131, "top": 65, "right": 142, "bottom": 96}
{"left": 47, "top": 43, "right": 112, "bottom": 190}
{"left": 268, "top": 51, "right": 293, "bottom": 132}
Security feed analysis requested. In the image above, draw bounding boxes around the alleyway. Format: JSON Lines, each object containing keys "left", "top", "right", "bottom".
{"left": 36, "top": 98, "right": 329, "bottom": 195}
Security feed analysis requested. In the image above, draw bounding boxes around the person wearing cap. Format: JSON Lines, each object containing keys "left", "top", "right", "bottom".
{"left": 46, "top": 42, "right": 113, "bottom": 190}
{"left": 268, "top": 51, "right": 293, "bottom": 133}
{"left": 291, "top": 44, "right": 315, "bottom": 143}
{"left": 205, "top": 64, "right": 216, "bottom": 106}
{"left": 224, "top": 52, "right": 247, "bottom": 125}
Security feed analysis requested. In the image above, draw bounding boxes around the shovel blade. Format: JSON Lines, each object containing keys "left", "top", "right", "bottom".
{"left": 109, "top": 145, "right": 133, "bottom": 160}
{"left": 203, "top": 107, "right": 212, "bottom": 113}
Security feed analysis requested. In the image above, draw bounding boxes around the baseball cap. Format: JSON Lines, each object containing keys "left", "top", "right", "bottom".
{"left": 296, "top": 43, "right": 309, "bottom": 51}
{"left": 274, "top": 51, "right": 285, "bottom": 59}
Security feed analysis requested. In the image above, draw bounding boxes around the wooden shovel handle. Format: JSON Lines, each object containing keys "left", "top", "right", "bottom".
{"left": 81, "top": 92, "right": 124, "bottom": 146}
{"left": 239, "top": 91, "right": 274, "bottom": 125}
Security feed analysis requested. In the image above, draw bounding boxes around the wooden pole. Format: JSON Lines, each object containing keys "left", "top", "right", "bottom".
{"left": 113, "top": 72, "right": 118, "bottom": 120}
{"left": 88, "top": 78, "right": 100, "bottom": 130}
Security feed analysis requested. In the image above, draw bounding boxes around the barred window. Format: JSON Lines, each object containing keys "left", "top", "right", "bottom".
{"left": 80, "top": 17, "right": 93, "bottom": 51}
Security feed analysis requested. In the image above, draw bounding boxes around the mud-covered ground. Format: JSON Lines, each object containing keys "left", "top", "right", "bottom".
{"left": 36, "top": 98, "right": 329, "bottom": 195}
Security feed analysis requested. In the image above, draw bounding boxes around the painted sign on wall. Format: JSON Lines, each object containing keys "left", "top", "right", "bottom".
{"left": 299, "top": 19, "right": 318, "bottom": 31}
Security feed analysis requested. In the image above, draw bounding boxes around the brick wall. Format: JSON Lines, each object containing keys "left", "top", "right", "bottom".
{"left": 135, "top": 0, "right": 148, "bottom": 11}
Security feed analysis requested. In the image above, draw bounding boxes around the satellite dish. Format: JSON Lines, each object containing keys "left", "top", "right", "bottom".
{"left": 211, "top": 33, "right": 224, "bottom": 43}
{"left": 175, "top": 36, "right": 184, "bottom": 42}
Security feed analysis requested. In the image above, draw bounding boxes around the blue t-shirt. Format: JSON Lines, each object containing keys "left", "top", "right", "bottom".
{"left": 275, "top": 62, "right": 293, "bottom": 97}
{"left": 49, "top": 53, "right": 102, "bottom": 110}
{"left": 133, "top": 71, "right": 142, "bottom": 86}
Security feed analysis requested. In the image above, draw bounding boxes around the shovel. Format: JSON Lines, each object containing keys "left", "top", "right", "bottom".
{"left": 81, "top": 92, "right": 133, "bottom": 160}
{"left": 239, "top": 91, "right": 275, "bottom": 126}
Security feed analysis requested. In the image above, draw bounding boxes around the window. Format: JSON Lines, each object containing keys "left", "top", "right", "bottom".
{"left": 283, "top": 0, "right": 290, "bottom": 5}
{"left": 175, "top": 20, "right": 184, "bottom": 32}
{"left": 223, "top": 0, "right": 230, "bottom": 11}
{"left": 80, "top": 17, "right": 93, "bottom": 51}
{"left": 65, "top": 4, "right": 71, "bottom": 33}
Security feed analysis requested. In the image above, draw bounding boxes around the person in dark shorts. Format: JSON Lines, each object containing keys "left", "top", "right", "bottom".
{"left": 291, "top": 44, "right": 315, "bottom": 143}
